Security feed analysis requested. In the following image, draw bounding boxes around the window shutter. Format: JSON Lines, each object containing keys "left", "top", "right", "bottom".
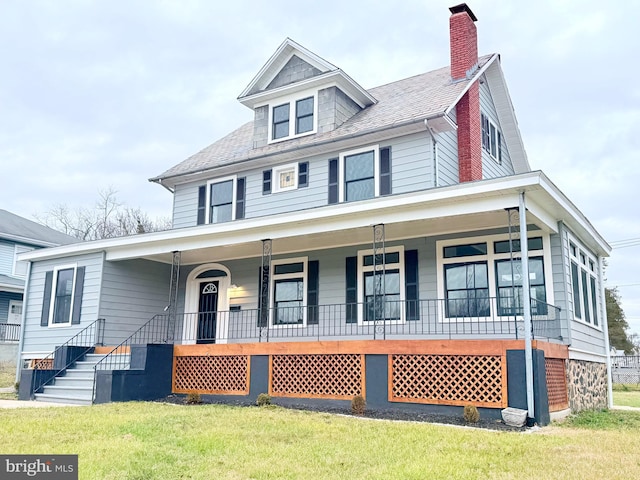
{"left": 307, "top": 260, "right": 319, "bottom": 325}
{"left": 345, "top": 256, "right": 357, "bottom": 323}
{"left": 263, "top": 170, "right": 272, "bottom": 195}
{"left": 236, "top": 177, "right": 246, "bottom": 219}
{"left": 298, "top": 162, "right": 309, "bottom": 188}
{"left": 257, "top": 266, "right": 269, "bottom": 327}
{"left": 380, "top": 147, "right": 391, "bottom": 196}
{"left": 328, "top": 158, "right": 338, "bottom": 204}
{"left": 40, "top": 270, "right": 53, "bottom": 326}
{"left": 71, "top": 266, "right": 85, "bottom": 325}
{"left": 197, "top": 185, "right": 206, "bottom": 225}
{"left": 405, "top": 250, "right": 419, "bottom": 321}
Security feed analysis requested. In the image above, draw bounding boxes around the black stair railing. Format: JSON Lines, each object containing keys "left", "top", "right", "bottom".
{"left": 30, "top": 318, "right": 105, "bottom": 398}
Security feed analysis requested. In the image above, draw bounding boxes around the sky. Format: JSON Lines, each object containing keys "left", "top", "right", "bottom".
{"left": 1, "top": 1, "right": 639, "bottom": 336}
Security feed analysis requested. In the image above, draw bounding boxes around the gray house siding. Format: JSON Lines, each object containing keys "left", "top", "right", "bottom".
{"left": 252, "top": 105, "right": 269, "bottom": 148}
{"left": 172, "top": 181, "right": 200, "bottom": 229}
{"left": 434, "top": 111, "right": 459, "bottom": 186}
{"left": 318, "top": 87, "right": 361, "bottom": 134}
{"left": 99, "top": 259, "right": 173, "bottom": 345}
{"left": 480, "top": 80, "right": 515, "bottom": 179}
{"left": 550, "top": 231, "right": 571, "bottom": 343}
{"left": 21, "top": 253, "right": 104, "bottom": 357}
{"left": 0, "top": 240, "right": 15, "bottom": 276}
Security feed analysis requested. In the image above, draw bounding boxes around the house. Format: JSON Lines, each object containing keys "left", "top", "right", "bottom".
{"left": 0, "top": 209, "right": 77, "bottom": 354}
{"left": 16, "top": 4, "right": 611, "bottom": 425}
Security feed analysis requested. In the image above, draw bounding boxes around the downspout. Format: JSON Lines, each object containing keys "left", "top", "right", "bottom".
{"left": 599, "top": 256, "right": 614, "bottom": 409}
{"left": 15, "top": 261, "right": 32, "bottom": 383}
{"left": 424, "top": 120, "right": 440, "bottom": 187}
{"left": 519, "top": 191, "right": 535, "bottom": 421}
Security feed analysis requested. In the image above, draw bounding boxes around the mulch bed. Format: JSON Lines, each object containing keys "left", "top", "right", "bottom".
{"left": 160, "top": 395, "right": 527, "bottom": 432}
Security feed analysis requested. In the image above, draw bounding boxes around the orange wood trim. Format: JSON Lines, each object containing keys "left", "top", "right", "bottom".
{"left": 360, "top": 354, "right": 366, "bottom": 399}
{"left": 171, "top": 355, "right": 177, "bottom": 393}
{"left": 534, "top": 341, "right": 569, "bottom": 359}
{"left": 390, "top": 397, "right": 504, "bottom": 408}
{"left": 94, "top": 346, "right": 130, "bottom": 355}
{"left": 270, "top": 392, "right": 357, "bottom": 401}
{"left": 173, "top": 339, "right": 529, "bottom": 357}
{"left": 267, "top": 355, "right": 273, "bottom": 397}
{"left": 500, "top": 353, "right": 508, "bottom": 408}
{"left": 387, "top": 354, "right": 394, "bottom": 403}
{"left": 246, "top": 355, "right": 251, "bottom": 396}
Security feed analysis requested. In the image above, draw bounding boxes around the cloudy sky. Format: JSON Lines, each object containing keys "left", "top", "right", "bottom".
{"left": 1, "top": 1, "right": 638, "bottom": 335}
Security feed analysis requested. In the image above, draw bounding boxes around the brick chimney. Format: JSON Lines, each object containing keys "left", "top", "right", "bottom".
{"left": 450, "top": 3, "right": 482, "bottom": 182}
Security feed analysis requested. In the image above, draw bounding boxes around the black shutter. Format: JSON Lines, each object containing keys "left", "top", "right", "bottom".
{"left": 405, "top": 250, "right": 419, "bottom": 321}
{"left": 328, "top": 158, "right": 338, "bottom": 204}
{"left": 380, "top": 147, "right": 391, "bottom": 196}
{"left": 307, "top": 260, "right": 319, "bottom": 325}
{"left": 263, "top": 170, "right": 272, "bottom": 195}
{"left": 197, "top": 185, "right": 206, "bottom": 225}
{"left": 298, "top": 162, "right": 309, "bottom": 188}
{"left": 257, "top": 266, "right": 269, "bottom": 327}
{"left": 236, "top": 177, "right": 246, "bottom": 219}
{"left": 345, "top": 256, "right": 357, "bottom": 323}
{"left": 40, "top": 270, "right": 53, "bottom": 326}
{"left": 71, "top": 266, "right": 85, "bottom": 325}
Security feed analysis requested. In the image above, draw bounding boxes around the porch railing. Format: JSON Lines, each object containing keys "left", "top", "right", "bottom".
{"left": 0, "top": 323, "right": 21, "bottom": 343}
{"left": 172, "top": 297, "right": 563, "bottom": 344}
{"left": 30, "top": 318, "right": 105, "bottom": 397}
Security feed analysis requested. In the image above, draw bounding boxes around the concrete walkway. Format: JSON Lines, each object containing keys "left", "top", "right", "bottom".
{"left": 0, "top": 388, "right": 83, "bottom": 408}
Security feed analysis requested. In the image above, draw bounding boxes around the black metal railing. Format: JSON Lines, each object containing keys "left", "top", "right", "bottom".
{"left": 171, "top": 297, "right": 562, "bottom": 344}
{"left": 0, "top": 323, "right": 21, "bottom": 342}
{"left": 91, "top": 314, "right": 174, "bottom": 402}
{"left": 30, "top": 318, "right": 105, "bottom": 397}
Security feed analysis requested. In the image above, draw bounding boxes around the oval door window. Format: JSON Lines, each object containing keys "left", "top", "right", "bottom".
{"left": 202, "top": 283, "right": 218, "bottom": 294}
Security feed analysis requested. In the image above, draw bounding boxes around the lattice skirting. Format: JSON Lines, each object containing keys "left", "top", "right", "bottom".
{"left": 389, "top": 354, "right": 507, "bottom": 407}
{"left": 173, "top": 355, "right": 249, "bottom": 395}
{"left": 545, "top": 358, "right": 569, "bottom": 412}
{"left": 270, "top": 354, "right": 365, "bottom": 400}
{"left": 31, "top": 358, "right": 53, "bottom": 370}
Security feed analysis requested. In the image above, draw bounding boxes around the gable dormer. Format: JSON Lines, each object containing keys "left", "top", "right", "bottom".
{"left": 238, "top": 38, "right": 376, "bottom": 147}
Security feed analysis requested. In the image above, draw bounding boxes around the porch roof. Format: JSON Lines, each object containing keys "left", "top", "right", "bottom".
{"left": 19, "top": 171, "right": 610, "bottom": 265}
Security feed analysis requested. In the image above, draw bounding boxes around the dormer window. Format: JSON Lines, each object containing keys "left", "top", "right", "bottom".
{"left": 267, "top": 91, "right": 318, "bottom": 143}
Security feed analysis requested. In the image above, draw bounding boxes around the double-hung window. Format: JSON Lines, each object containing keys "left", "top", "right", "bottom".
{"left": 357, "top": 247, "right": 405, "bottom": 323}
{"left": 481, "top": 113, "right": 502, "bottom": 162}
{"left": 569, "top": 240, "right": 600, "bottom": 326}
{"left": 269, "top": 92, "right": 317, "bottom": 142}
{"left": 270, "top": 258, "right": 308, "bottom": 326}
{"left": 200, "top": 176, "right": 246, "bottom": 225}
{"left": 444, "top": 262, "right": 490, "bottom": 318}
{"left": 40, "top": 264, "right": 85, "bottom": 328}
{"left": 332, "top": 145, "right": 391, "bottom": 204}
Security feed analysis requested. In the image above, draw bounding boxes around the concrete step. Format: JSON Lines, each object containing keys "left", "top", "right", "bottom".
{"left": 53, "top": 377, "right": 93, "bottom": 388}
{"left": 41, "top": 385, "right": 93, "bottom": 398}
{"left": 34, "top": 393, "right": 92, "bottom": 406}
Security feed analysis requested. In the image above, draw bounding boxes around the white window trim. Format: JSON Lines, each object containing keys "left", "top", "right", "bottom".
{"left": 265, "top": 89, "right": 318, "bottom": 144}
{"left": 13, "top": 244, "right": 34, "bottom": 277}
{"left": 481, "top": 112, "right": 501, "bottom": 163}
{"left": 339, "top": 144, "right": 380, "bottom": 203}
{"left": 272, "top": 163, "right": 299, "bottom": 194}
{"left": 269, "top": 256, "right": 308, "bottom": 328}
{"left": 356, "top": 245, "right": 405, "bottom": 325}
{"left": 436, "top": 233, "right": 553, "bottom": 322}
{"left": 48, "top": 263, "right": 78, "bottom": 328}
{"left": 567, "top": 234, "right": 601, "bottom": 330}
{"left": 205, "top": 175, "right": 237, "bottom": 224}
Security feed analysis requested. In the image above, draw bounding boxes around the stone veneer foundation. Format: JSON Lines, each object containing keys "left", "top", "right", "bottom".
{"left": 567, "top": 359, "right": 608, "bottom": 411}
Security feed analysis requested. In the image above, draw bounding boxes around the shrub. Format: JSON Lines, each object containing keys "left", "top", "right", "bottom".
{"left": 463, "top": 405, "right": 480, "bottom": 423}
{"left": 185, "top": 392, "right": 202, "bottom": 405}
{"left": 351, "top": 395, "right": 366, "bottom": 415}
{"left": 256, "top": 393, "right": 271, "bottom": 407}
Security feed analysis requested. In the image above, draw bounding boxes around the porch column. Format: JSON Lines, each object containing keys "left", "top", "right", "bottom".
{"left": 259, "top": 239, "right": 272, "bottom": 340}
{"left": 519, "top": 192, "right": 534, "bottom": 420}
{"left": 373, "top": 224, "right": 386, "bottom": 339}
{"left": 167, "top": 251, "right": 181, "bottom": 342}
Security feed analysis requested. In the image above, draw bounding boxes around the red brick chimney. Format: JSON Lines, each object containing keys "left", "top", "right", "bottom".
{"left": 450, "top": 4, "right": 482, "bottom": 182}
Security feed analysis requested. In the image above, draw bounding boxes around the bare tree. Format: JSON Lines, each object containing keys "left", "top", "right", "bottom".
{"left": 36, "top": 187, "right": 171, "bottom": 241}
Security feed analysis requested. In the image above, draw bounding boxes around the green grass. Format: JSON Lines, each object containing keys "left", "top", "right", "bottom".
{"left": 1, "top": 402, "right": 640, "bottom": 480}
{"left": 0, "top": 361, "right": 16, "bottom": 389}
{"left": 612, "top": 384, "right": 640, "bottom": 408}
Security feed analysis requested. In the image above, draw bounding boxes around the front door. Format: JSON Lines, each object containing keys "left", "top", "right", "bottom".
{"left": 197, "top": 281, "right": 218, "bottom": 344}
{"left": 8, "top": 300, "right": 22, "bottom": 324}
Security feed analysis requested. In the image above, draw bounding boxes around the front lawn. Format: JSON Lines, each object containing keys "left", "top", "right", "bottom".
{"left": 1, "top": 402, "right": 640, "bottom": 479}
{"left": 612, "top": 384, "right": 640, "bottom": 408}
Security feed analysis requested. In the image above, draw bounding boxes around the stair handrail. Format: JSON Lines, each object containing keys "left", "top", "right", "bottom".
{"left": 91, "top": 313, "right": 172, "bottom": 403}
{"left": 30, "top": 318, "right": 106, "bottom": 398}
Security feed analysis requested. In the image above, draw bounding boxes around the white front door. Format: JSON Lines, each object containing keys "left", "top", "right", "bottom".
{"left": 8, "top": 300, "right": 23, "bottom": 324}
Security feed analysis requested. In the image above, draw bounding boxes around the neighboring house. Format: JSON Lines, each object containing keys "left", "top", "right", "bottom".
{"left": 17, "top": 5, "right": 611, "bottom": 424}
{"left": 0, "top": 209, "right": 77, "bottom": 344}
